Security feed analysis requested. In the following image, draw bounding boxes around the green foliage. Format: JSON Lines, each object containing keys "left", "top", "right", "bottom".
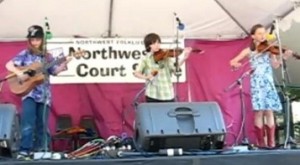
{"left": 285, "top": 87, "right": 300, "bottom": 101}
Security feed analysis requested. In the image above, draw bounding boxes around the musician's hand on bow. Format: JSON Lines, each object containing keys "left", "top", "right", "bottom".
{"left": 230, "top": 60, "right": 242, "bottom": 70}
{"left": 183, "top": 47, "right": 192, "bottom": 59}
{"left": 271, "top": 59, "right": 281, "bottom": 69}
{"left": 146, "top": 74, "right": 154, "bottom": 81}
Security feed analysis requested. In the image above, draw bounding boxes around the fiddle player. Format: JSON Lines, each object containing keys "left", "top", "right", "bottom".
{"left": 133, "top": 33, "right": 192, "bottom": 102}
{"left": 230, "top": 24, "right": 293, "bottom": 148}
{"left": 5, "top": 25, "right": 71, "bottom": 160}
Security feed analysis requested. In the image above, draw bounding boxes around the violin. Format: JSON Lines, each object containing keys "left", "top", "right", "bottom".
{"left": 256, "top": 41, "right": 300, "bottom": 59}
{"left": 153, "top": 48, "right": 203, "bottom": 62}
{"left": 55, "top": 126, "right": 86, "bottom": 136}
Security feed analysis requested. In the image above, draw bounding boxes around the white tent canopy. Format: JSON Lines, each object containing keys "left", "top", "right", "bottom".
{"left": 0, "top": 0, "right": 299, "bottom": 39}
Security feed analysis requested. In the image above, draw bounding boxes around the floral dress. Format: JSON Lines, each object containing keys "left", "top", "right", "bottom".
{"left": 249, "top": 51, "right": 282, "bottom": 111}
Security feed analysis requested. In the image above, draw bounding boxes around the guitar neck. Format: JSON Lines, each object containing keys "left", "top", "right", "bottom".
{"left": 43, "top": 50, "right": 83, "bottom": 70}
{"left": 45, "top": 56, "right": 67, "bottom": 69}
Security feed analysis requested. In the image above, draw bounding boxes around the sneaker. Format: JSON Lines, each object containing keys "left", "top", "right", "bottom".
{"left": 16, "top": 151, "right": 32, "bottom": 160}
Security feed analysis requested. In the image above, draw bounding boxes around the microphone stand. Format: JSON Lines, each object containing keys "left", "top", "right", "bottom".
{"left": 174, "top": 15, "right": 180, "bottom": 102}
{"left": 132, "top": 85, "right": 147, "bottom": 110}
{"left": 173, "top": 13, "right": 185, "bottom": 102}
{"left": 225, "top": 69, "right": 254, "bottom": 147}
{"left": 38, "top": 18, "right": 52, "bottom": 158}
{"left": 274, "top": 18, "right": 296, "bottom": 149}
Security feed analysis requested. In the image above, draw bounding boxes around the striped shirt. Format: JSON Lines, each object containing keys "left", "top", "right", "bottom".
{"left": 136, "top": 52, "right": 176, "bottom": 100}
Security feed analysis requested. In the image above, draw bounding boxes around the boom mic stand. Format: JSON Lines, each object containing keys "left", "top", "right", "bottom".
{"left": 274, "top": 18, "right": 296, "bottom": 149}
{"left": 133, "top": 84, "right": 148, "bottom": 110}
{"left": 132, "top": 76, "right": 157, "bottom": 110}
{"left": 224, "top": 68, "right": 255, "bottom": 148}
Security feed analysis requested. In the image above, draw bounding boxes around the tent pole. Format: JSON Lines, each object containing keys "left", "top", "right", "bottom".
{"left": 214, "top": 0, "right": 249, "bottom": 35}
{"left": 108, "top": 0, "right": 114, "bottom": 37}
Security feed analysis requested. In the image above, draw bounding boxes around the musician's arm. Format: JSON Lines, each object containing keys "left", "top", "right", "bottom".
{"left": 177, "top": 47, "right": 192, "bottom": 67}
{"left": 6, "top": 61, "right": 23, "bottom": 76}
{"left": 6, "top": 50, "right": 27, "bottom": 76}
{"left": 271, "top": 49, "right": 293, "bottom": 69}
{"left": 231, "top": 48, "right": 250, "bottom": 63}
{"left": 169, "top": 48, "right": 191, "bottom": 75}
{"left": 271, "top": 55, "right": 281, "bottom": 69}
{"left": 133, "top": 58, "right": 151, "bottom": 80}
{"left": 229, "top": 48, "right": 250, "bottom": 68}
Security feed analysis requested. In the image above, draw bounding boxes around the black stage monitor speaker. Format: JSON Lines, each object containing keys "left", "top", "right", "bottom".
{"left": 134, "top": 102, "right": 226, "bottom": 152}
{"left": 0, "top": 104, "right": 20, "bottom": 157}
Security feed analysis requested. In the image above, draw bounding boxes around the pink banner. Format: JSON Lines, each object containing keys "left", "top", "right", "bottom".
{"left": 0, "top": 38, "right": 256, "bottom": 148}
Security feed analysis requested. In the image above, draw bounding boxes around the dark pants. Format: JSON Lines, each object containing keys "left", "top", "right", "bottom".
{"left": 145, "top": 96, "right": 175, "bottom": 103}
{"left": 20, "top": 98, "right": 50, "bottom": 152}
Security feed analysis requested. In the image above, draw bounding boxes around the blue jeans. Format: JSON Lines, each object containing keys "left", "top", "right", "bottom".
{"left": 20, "top": 98, "right": 50, "bottom": 152}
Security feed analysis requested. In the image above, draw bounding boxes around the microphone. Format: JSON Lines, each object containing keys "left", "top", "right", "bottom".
{"left": 269, "top": 21, "right": 275, "bottom": 34}
{"left": 45, "top": 17, "right": 53, "bottom": 40}
{"left": 267, "top": 21, "right": 276, "bottom": 41}
{"left": 174, "top": 13, "right": 185, "bottom": 30}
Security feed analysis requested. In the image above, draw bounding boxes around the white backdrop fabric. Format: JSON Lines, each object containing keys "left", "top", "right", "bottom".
{"left": 0, "top": 0, "right": 298, "bottom": 39}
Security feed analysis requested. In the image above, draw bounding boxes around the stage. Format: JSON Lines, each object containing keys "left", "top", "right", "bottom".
{"left": 1, "top": 149, "right": 300, "bottom": 165}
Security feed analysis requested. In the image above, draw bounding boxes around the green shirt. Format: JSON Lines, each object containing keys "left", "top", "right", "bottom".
{"left": 136, "top": 53, "right": 175, "bottom": 100}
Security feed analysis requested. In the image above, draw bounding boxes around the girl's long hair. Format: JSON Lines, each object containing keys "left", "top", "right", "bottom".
{"left": 27, "top": 38, "right": 44, "bottom": 55}
{"left": 249, "top": 24, "right": 264, "bottom": 51}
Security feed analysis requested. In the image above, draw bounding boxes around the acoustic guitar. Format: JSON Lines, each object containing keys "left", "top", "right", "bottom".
{"left": 6, "top": 50, "right": 85, "bottom": 96}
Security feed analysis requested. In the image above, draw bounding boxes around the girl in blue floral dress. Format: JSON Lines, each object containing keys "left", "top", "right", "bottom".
{"left": 230, "top": 24, "right": 292, "bottom": 148}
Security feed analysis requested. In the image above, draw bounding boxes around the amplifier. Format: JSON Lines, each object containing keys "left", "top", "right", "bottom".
{"left": 134, "top": 102, "right": 226, "bottom": 152}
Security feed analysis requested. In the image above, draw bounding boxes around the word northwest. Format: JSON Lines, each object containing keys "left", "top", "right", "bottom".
{"left": 69, "top": 47, "right": 147, "bottom": 60}
{"left": 68, "top": 47, "right": 146, "bottom": 78}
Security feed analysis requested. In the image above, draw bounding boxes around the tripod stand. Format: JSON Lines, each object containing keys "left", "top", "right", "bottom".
{"left": 225, "top": 68, "right": 255, "bottom": 147}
